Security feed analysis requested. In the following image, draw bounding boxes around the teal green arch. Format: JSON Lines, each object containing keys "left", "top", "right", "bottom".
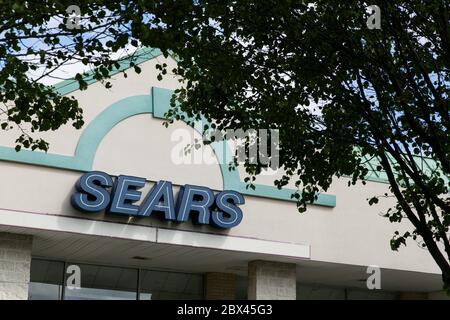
{"left": 0, "top": 87, "right": 336, "bottom": 207}
{"left": 75, "top": 94, "right": 153, "bottom": 170}
{"left": 0, "top": 95, "right": 152, "bottom": 172}
{"left": 151, "top": 87, "right": 336, "bottom": 206}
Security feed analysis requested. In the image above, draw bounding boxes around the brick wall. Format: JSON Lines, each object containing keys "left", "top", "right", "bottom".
{"left": 204, "top": 272, "right": 236, "bottom": 300}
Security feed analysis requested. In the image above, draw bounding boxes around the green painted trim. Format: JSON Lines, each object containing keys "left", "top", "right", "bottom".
{"left": 2, "top": 45, "right": 443, "bottom": 205}
{"left": 0, "top": 95, "right": 152, "bottom": 172}
{"left": 0, "top": 146, "right": 84, "bottom": 171}
{"left": 356, "top": 153, "right": 447, "bottom": 186}
{"left": 0, "top": 42, "right": 337, "bottom": 208}
{"left": 152, "top": 86, "right": 246, "bottom": 187}
{"left": 0, "top": 88, "right": 336, "bottom": 207}
{"left": 152, "top": 87, "right": 173, "bottom": 119}
{"left": 238, "top": 183, "right": 337, "bottom": 207}
{"left": 52, "top": 47, "right": 163, "bottom": 96}
{"left": 74, "top": 95, "right": 153, "bottom": 170}
{"left": 151, "top": 87, "right": 336, "bottom": 207}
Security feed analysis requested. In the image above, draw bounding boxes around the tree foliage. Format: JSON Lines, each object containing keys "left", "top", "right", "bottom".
{"left": 160, "top": 0, "right": 450, "bottom": 291}
{"left": 1, "top": 0, "right": 449, "bottom": 290}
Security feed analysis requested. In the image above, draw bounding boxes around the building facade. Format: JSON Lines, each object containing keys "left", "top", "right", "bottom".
{"left": 0, "top": 49, "right": 448, "bottom": 300}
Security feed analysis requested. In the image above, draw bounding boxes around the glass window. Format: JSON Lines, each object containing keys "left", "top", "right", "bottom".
{"left": 28, "top": 259, "right": 64, "bottom": 300}
{"left": 235, "top": 275, "right": 248, "bottom": 300}
{"left": 139, "top": 270, "right": 203, "bottom": 300}
{"left": 346, "top": 288, "right": 399, "bottom": 300}
{"left": 29, "top": 259, "right": 204, "bottom": 300}
{"left": 297, "top": 283, "right": 346, "bottom": 300}
{"left": 63, "top": 264, "right": 138, "bottom": 300}
{"left": 296, "top": 283, "right": 399, "bottom": 300}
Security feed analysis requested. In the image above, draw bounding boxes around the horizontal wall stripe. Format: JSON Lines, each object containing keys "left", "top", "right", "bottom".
{"left": 0, "top": 208, "right": 310, "bottom": 259}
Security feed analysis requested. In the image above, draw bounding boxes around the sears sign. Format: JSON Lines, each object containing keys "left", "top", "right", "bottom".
{"left": 70, "top": 171, "right": 244, "bottom": 229}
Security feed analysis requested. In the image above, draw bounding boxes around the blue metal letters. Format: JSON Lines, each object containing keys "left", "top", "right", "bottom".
{"left": 71, "top": 171, "right": 244, "bottom": 229}
{"left": 71, "top": 171, "right": 113, "bottom": 212}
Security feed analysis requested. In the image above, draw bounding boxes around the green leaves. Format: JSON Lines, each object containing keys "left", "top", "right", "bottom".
{"left": 368, "top": 197, "right": 379, "bottom": 206}
{"left": 144, "top": 0, "right": 450, "bottom": 288}
{"left": 0, "top": 0, "right": 173, "bottom": 152}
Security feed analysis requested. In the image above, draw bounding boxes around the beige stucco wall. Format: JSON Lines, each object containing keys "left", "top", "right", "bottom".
{"left": 0, "top": 56, "right": 441, "bottom": 275}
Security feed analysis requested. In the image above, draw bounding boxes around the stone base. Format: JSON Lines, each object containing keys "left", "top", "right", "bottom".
{"left": 0, "top": 232, "right": 33, "bottom": 300}
{"left": 248, "top": 260, "right": 296, "bottom": 300}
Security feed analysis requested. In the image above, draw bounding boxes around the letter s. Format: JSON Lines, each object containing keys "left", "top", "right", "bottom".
{"left": 71, "top": 171, "right": 113, "bottom": 212}
{"left": 211, "top": 191, "right": 244, "bottom": 228}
